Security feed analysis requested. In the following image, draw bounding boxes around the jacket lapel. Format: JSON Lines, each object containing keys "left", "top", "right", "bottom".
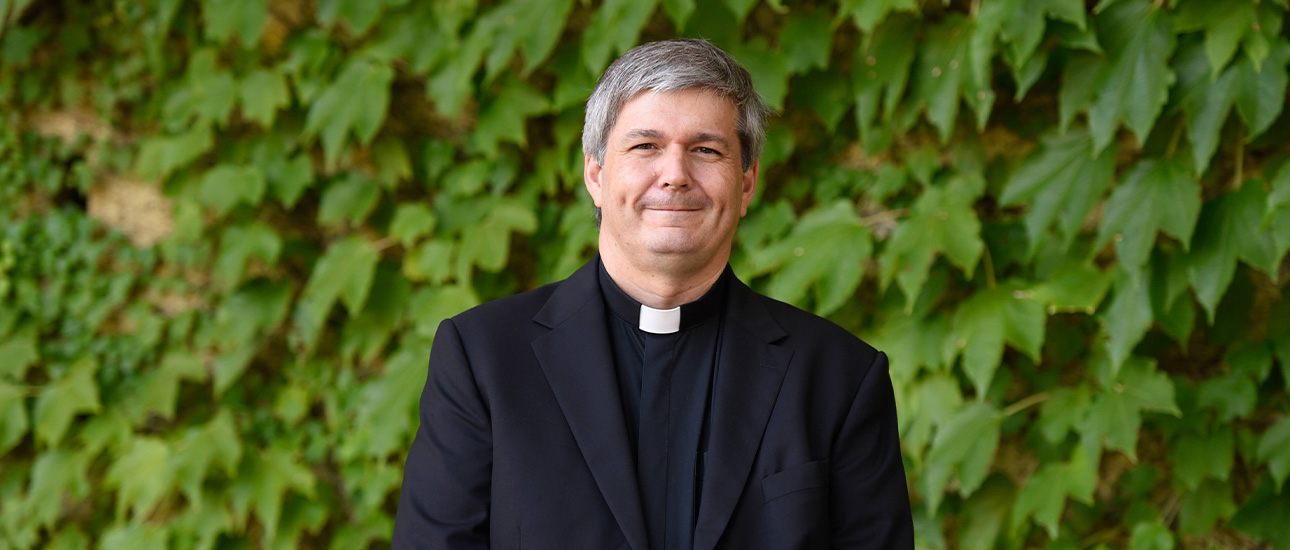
{"left": 693, "top": 279, "right": 793, "bottom": 550}
{"left": 531, "top": 260, "right": 649, "bottom": 550}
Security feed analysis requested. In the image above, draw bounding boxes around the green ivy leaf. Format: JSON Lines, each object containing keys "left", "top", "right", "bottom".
{"left": 199, "top": 164, "right": 267, "bottom": 217}
{"left": 45, "top": 528, "right": 89, "bottom": 550}
{"left": 1175, "top": 0, "right": 1260, "bottom": 77}
{"left": 900, "top": 373, "right": 964, "bottom": 455}
{"left": 795, "top": 68, "right": 852, "bottom": 132}
{"left": 1097, "top": 157, "right": 1200, "bottom": 272}
{"left": 1179, "top": 479, "right": 1236, "bottom": 535}
{"left": 983, "top": 0, "right": 1085, "bottom": 80}
{"left": 747, "top": 201, "right": 873, "bottom": 317}
{"left": 865, "top": 312, "right": 950, "bottom": 384}
{"left": 1029, "top": 259, "right": 1112, "bottom": 314}
{"left": 408, "top": 285, "right": 480, "bottom": 339}
{"left": 105, "top": 436, "right": 171, "bottom": 521}
{"left": 78, "top": 409, "right": 131, "bottom": 459}
{"left": 515, "top": 0, "right": 575, "bottom": 73}
{"left": 1082, "top": 357, "right": 1180, "bottom": 460}
{"left": 1036, "top": 384, "right": 1092, "bottom": 445}
{"left": 1085, "top": 0, "right": 1176, "bottom": 153}
{"left": 471, "top": 79, "right": 550, "bottom": 157}
{"left": 23, "top": 448, "right": 91, "bottom": 530}
{"left": 922, "top": 402, "right": 1002, "bottom": 514}
{"left": 239, "top": 68, "right": 290, "bottom": 128}
{"left": 1171, "top": 429, "right": 1233, "bottom": 490}
{"left": 389, "top": 203, "right": 437, "bottom": 247}
{"left": 340, "top": 344, "right": 428, "bottom": 461}
{"left": 169, "top": 411, "right": 241, "bottom": 510}
{"left": 33, "top": 358, "right": 100, "bottom": 448}
{"left": 134, "top": 128, "right": 214, "bottom": 182}
{"left": 1197, "top": 371, "right": 1257, "bottom": 423}
{"left": 841, "top": 0, "right": 917, "bottom": 33}
{"left": 405, "top": 239, "right": 455, "bottom": 284}
{"left": 339, "top": 265, "right": 410, "bottom": 364}
{"left": 264, "top": 154, "right": 313, "bottom": 209}
{"left": 1229, "top": 475, "right": 1290, "bottom": 549}
{"left": 1001, "top": 128, "right": 1115, "bottom": 258}
{"left": 1011, "top": 446, "right": 1096, "bottom": 538}
{"left": 317, "top": 173, "right": 380, "bottom": 227}
{"left": 1187, "top": 183, "right": 1281, "bottom": 323}
{"left": 318, "top": 0, "right": 401, "bottom": 35}
{"left": 371, "top": 137, "right": 413, "bottom": 188}
{"left": 214, "top": 223, "right": 282, "bottom": 290}
{"left": 910, "top": 15, "right": 992, "bottom": 142}
{"left": 1100, "top": 269, "right": 1154, "bottom": 377}
{"left": 229, "top": 442, "right": 316, "bottom": 549}
{"left": 1257, "top": 417, "right": 1290, "bottom": 492}
{"left": 1267, "top": 160, "right": 1290, "bottom": 226}
{"left": 662, "top": 0, "right": 696, "bottom": 30}
{"left": 99, "top": 524, "right": 167, "bottom": 550}
{"left": 1127, "top": 522, "right": 1174, "bottom": 550}
{"left": 293, "top": 237, "right": 379, "bottom": 355}
{"left": 882, "top": 174, "right": 985, "bottom": 309}
{"left": 780, "top": 10, "right": 833, "bottom": 73}
{"left": 0, "top": 25, "right": 48, "bottom": 67}
{"left": 960, "top": 476, "right": 1015, "bottom": 550}
{"left": 209, "top": 279, "right": 292, "bottom": 350}
{"left": 0, "top": 381, "right": 28, "bottom": 454}
{"left": 0, "top": 323, "right": 38, "bottom": 380}
{"left": 187, "top": 49, "right": 240, "bottom": 128}
{"left": 1233, "top": 38, "right": 1290, "bottom": 139}
{"left": 950, "top": 283, "right": 1046, "bottom": 396}
{"left": 731, "top": 37, "right": 791, "bottom": 110}
{"left": 853, "top": 14, "right": 918, "bottom": 152}
{"left": 1175, "top": 38, "right": 1236, "bottom": 175}
{"left": 202, "top": 0, "right": 267, "bottom": 46}
{"left": 303, "top": 58, "right": 394, "bottom": 166}
{"left": 442, "top": 159, "right": 490, "bottom": 197}
{"left": 722, "top": 0, "right": 759, "bottom": 22}
{"left": 457, "top": 199, "right": 539, "bottom": 273}
{"left": 581, "top": 0, "right": 658, "bottom": 73}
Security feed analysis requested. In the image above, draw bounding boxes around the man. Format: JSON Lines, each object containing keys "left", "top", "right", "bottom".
{"left": 393, "top": 39, "right": 913, "bottom": 549}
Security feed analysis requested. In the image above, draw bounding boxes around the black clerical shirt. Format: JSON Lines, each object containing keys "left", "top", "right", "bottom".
{"left": 597, "top": 260, "right": 728, "bottom": 550}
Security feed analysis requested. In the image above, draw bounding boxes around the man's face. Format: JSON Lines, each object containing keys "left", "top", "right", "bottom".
{"left": 585, "top": 88, "right": 758, "bottom": 267}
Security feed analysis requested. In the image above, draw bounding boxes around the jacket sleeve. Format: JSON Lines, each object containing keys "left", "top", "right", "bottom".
{"left": 829, "top": 351, "right": 915, "bottom": 548}
{"left": 393, "top": 319, "right": 492, "bottom": 550}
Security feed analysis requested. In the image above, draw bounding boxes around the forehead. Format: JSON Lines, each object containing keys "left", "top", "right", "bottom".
{"left": 611, "top": 88, "right": 739, "bottom": 137}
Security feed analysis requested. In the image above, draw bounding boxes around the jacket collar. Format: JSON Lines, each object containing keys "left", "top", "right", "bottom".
{"left": 531, "top": 257, "right": 792, "bottom": 550}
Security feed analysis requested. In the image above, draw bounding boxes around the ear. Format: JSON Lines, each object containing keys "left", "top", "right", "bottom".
{"left": 584, "top": 155, "right": 604, "bottom": 207}
{"left": 739, "top": 159, "right": 759, "bottom": 217}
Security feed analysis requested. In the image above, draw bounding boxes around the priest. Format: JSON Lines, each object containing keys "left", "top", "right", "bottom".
{"left": 393, "top": 38, "right": 914, "bottom": 550}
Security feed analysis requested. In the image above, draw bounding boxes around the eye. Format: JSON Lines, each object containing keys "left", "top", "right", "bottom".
{"left": 694, "top": 146, "right": 721, "bottom": 156}
{"left": 630, "top": 143, "right": 657, "bottom": 151}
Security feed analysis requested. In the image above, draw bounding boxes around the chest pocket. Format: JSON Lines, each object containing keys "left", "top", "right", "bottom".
{"left": 761, "top": 459, "right": 828, "bottom": 503}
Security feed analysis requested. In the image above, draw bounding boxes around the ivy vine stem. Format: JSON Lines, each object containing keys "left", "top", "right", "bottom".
{"left": 858, "top": 207, "right": 908, "bottom": 229}
{"left": 1002, "top": 391, "right": 1050, "bottom": 416}
{"left": 1233, "top": 128, "right": 1245, "bottom": 190}
{"left": 982, "top": 244, "right": 996, "bottom": 290}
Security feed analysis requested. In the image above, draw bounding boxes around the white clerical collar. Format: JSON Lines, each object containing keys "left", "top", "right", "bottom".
{"left": 638, "top": 304, "right": 681, "bottom": 334}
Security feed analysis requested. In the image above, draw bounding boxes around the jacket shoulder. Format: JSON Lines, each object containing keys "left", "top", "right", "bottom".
{"left": 750, "top": 290, "right": 879, "bottom": 360}
{"left": 450, "top": 279, "right": 560, "bottom": 330}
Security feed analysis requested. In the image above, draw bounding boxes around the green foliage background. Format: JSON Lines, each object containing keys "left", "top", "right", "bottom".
{"left": 2, "top": 0, "right": 1290, "bottom": 548}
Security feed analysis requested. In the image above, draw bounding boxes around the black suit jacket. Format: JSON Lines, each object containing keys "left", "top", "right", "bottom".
{"left": 393, "top": 259, "right": 913, "bottom": 549}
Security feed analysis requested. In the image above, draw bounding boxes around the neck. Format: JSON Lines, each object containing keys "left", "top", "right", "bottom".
{"left": 599, "top": 242, "right": 729, "bottom": 310}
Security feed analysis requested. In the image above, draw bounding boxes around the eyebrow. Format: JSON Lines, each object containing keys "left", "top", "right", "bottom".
{"left": 619, "top": 129, "right": 733, "bottom": 149}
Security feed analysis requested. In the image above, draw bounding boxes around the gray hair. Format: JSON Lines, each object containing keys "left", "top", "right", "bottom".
{"left": 582, "top": 38, "right": 772, "bottom": 173}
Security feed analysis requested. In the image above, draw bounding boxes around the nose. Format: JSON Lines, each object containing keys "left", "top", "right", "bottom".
{"left": 656, "top": 145, "right": 691, "bottom": 189}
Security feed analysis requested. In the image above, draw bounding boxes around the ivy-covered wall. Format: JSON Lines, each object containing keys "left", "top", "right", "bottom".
{"left": 2, "top": 0, "right": 1289, "bottom": 548}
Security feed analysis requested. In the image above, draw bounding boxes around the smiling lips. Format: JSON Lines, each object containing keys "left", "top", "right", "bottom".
{"left": 638, "top": 196, "right": 710, "bottom": 212}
